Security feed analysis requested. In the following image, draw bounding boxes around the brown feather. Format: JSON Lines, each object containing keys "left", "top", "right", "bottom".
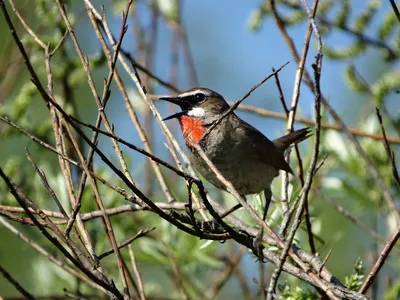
{"left": 272, "top": 128, "right": 311, "bottom": 152}
{"left": 237, "top": 119, "right": 299, "bottom": 174}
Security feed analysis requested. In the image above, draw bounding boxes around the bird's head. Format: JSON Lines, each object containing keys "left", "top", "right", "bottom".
{"left": 159, "top": 88, "right": 230, "bottom": 122}
{"left": 159, "top": 87, "right": 230, "bottom": 145}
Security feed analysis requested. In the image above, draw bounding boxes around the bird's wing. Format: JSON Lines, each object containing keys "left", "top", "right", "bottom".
{"left": 238, "top": 118, "right": 293, "bottom": 174}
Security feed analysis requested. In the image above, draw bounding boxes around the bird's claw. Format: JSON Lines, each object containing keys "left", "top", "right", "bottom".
{"left": 253, "top": 229, "right": 267, "bottom": 262}
{"left": 200, "top": 219, "right": 225, "bottom": 234}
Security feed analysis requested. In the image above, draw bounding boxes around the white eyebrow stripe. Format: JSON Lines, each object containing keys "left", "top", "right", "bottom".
{"left": 179, "top": 89, "right": 210, "bottom": 97}
{"left": 187, "top": 107, "right": 205, "bottom": 118}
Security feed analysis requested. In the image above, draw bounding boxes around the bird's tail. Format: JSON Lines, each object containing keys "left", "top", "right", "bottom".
{"left": 272, "top": 128, "right": 311, "bottom": 153}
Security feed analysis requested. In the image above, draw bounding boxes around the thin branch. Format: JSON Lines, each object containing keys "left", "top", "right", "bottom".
{"left": 64, "top": 0, "right": 135, "bottom": 239}
{"left": 206, "top": 247, "right": 247, "bottom": 299}
{"left": 98, "top": 228, "right": 155, "bottom": 260}
{"left": 267, "top": 0, "right": 323, "bottom": 295}
{"left": 7, "top": 0, "right": 46, "bottom": 48}
{"left": 270, "top": 0, "right": 400, "bottom": 226}
{"left": 234, "top": 103, "right": 400, "bottom": 144}
{"left": 85, "top": 4, "right": 178, "bottom": 207}
{"left": 376, "top": 108, "right": 400, "bottom": 193}
{"left": 316, "top": 190, "right": 390, "bottom": 246}
{"left": 202, "top": 62, "right": 289, "bottom": 140}
{"left": 359, "top": 225, "right": 400, "bottom": 293}
{"left": 0, "top": 217, "right": 107, "bottom": 294}
{"left": 25, "top": 148, "right": 69, "bottom": 220}
{"left": 388, "top": 0, "right": 400, "bottom": 23}
{"left": 0, "top": 264, "right": 35, "bottom": 299}
{"left": 55, "top": 2, "right": 134, "bottom": 295}
{"left": 128, "top": 244, "right": 146, "bottom": 300}
{"left": 0, "top": 168, "right": 122, "bottom": 297}
{"left": 189, "top": 142, "right": 337, "bottom": 297}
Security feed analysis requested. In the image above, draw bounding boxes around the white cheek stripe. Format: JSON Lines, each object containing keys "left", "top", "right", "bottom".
{"left": 187, "top": 107, "right": 205, "bottom": 118}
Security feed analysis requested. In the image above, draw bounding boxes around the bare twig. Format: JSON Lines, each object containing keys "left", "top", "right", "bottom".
{"left": 376, "top": 108, "right": 400, "bottom": 193}
{"left": 128, "top": 244, "right": 146, "bottom": 300}
{"left": 0, "top": 217, "right": 107, "bottom": 294}
{"left": 0, "top": 264, "right": 35, "bottom": 299}
{"left": 85, "top": 4, "right": 178, "bottom": 207}
{"left": 64, "top": 0, "right": 135, "bottom": 239}
{"left": 55, "top": 2, "right": 135, "bottom": 295}
{"left": 25, "top": 148, "right": 68, "bottom": 220}
{"left": 234, "top": 104, "right": 400, "bottom": 144}
{"left": 190, "top": 142, "right": 337, "bottom": 298}
{"left": 316, "top": 190, "right": 389, "bottom": 246}
{"left": 7, "top": 0, "right": 46, "bottom": 48}
{"left": 359, "top": 225, "right": 400, "bottom": 293}
{"left": 206, "top": 247, "right": 247, "bottom": 299}
{"left": 318, "top": 249, "right": 333, "bottom": 276}
{"left": 389, "top": 0, "right": 400, "bottom": 23}
{"left": 203, "top": 62, "right": 289, "bottom": 139}
{"left": 0, "top": 168, "right": 122, "bottom": 297}
{"left": 98, "top": 228, "right": 155, "bottom": 260}
{"left": 141, "top": 3, "right": 159, "bottom": 198}
{"left": 269, "top": 0, "right": 400, "bottom": 226}
{"left": 267, "top": 0, "right": 323, "bottom": 295}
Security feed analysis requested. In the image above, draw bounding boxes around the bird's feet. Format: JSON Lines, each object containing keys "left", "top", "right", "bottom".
{"left": 253, "top": 229, "right": 267, "bottom": 262}
{"left": 200, "top": 219, "right": 225, "bottom": 234}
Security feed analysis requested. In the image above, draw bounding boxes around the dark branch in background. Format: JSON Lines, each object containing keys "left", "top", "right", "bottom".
{"left": 389, "top": 0, "right": 400, "bottom": 23}
{"left": 43, "top": 90, "right": 227, "bottom": 240}
{"left": 359, "top": 224, "right": 400, "bottom": 294}
{"left": 203, "top": 61, "right": 289, "bottom": 139}
{"left": 0, "top": 217, "right": 107, "bottom": 293}
{"left": 316, "top": 190, "right": 395, "bottom": 247}
{"left": 0, "top": 2, "right": 123, "bottom": 297}
{"left": 206, "top": 247, "right": 247, "bottom": 299}
{"left": 55, "top": 2, "right": 134, "bottom": 295}
{"left": 235, "top": 104, "right": 400, "bottom": 144}
{"left": 282, "top": 1, "right": 396, "bottom": 58}
{"left": 358, "top": 109, "right": 400, "bottom": 293}
{"left": 268, "top": 0, "right": 400, "bottom": 225}
{"left": 98, "top": 228, "right": 156, "bottom": 260}
{"left": 267, "top": 0, "right": 323, "bottom": 296}
{"left": 0, "top": 264, "right": 35, "bottom": 300}
{"left": 0, "top": 115, "right": 229, "bottom": 241}
{"left": 376, "top": 109, "right": 400, "bottom": 194}
{"left": 64, "top": 2, "right": 132, "bottom": 236}
{"left": 0, "top": 168, "right": 123, "bottom": 298}
{"left": 0, "top": 0, "right": 394, "bottom": 298}
{"left": 117, "top": 33, "right": 400, "bottom": 145}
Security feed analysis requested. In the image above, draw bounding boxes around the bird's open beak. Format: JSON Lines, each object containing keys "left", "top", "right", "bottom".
{"left": 158, "top": 96, "right": 190, "bottom": 120}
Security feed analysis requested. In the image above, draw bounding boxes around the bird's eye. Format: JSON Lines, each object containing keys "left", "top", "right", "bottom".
{"left": 195, "top": 93, "right": 205, "bottom": 102}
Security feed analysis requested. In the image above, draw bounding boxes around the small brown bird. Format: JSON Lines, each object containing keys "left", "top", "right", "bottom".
{"left": 160, "top": 88, "right": 310, "bottom": 217}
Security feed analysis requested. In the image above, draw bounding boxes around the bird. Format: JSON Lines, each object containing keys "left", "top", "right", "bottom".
{"left": 159, "top": 87, "right": 310, "bottom": 220}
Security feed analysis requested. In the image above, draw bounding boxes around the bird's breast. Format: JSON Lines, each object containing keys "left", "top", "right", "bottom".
{"left": 178, "top": 116, "right": 205, "bottom": 147}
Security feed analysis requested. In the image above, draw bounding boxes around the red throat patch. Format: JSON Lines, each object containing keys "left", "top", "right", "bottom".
{"left": 178, "top": 116, "right": 205, "bottom": 147}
